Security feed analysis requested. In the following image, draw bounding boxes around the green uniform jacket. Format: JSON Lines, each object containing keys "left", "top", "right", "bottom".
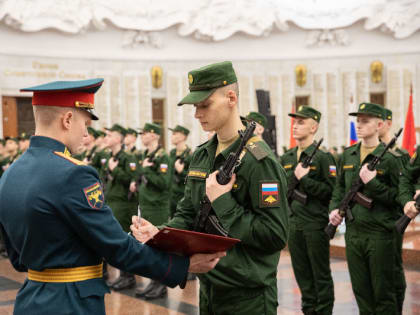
{"left": 104, "top": 149, "right": 136, "bottom": 202}
{"left": 398, "top": 146, "right": 420, "bottom": 207}
{"left": 329, "top": 142, "right": 401, "bottom": 234}
{"left": 169, "top": 147, "right": 192, "bottom": 203}
{"left": 166, "top": 134, "right": 289, "bottom": 289}
{"left": 90, "top": 149, "right": 110, "bottom": 185}
{"left": 281, "top": 143, "right": 337, "bottom": 229}
{"left": 138, "top": 148, "right": 170, "bottom": 225}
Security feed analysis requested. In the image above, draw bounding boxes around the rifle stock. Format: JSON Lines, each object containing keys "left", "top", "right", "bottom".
{"left": 395, "top": 195, "right": 420, "bottom": 234}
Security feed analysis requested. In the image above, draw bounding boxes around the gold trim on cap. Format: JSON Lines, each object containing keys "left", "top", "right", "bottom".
{"left": 75, "top": 101, "right": 94, "bottom": 109}
{"left": 360, "top": 104, "right": 366, "bottom": 109}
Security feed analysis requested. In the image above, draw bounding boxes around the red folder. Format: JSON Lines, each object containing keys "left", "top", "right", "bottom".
{"left": 146, "top": 227, "right": 240, "bottom": 256}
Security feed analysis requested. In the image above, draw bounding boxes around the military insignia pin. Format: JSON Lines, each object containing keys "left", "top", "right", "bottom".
{"left": 83, "top": 182, "right": 104, "bottom": 209}
{"left": 260, "top": 182, "right": 280, "bottom": 207}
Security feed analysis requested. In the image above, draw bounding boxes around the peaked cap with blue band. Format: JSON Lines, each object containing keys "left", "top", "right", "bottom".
{"left": 20, "top": 78, "right": 104, "bottom": 120}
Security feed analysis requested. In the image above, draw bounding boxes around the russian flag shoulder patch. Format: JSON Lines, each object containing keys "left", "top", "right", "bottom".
{"left": 260, "top": 181, "right": 280, "bottom": 207}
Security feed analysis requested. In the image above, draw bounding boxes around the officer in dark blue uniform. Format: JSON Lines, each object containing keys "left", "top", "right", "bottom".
{"left": 0, "top": 78, "right": 224, "bottom": 315}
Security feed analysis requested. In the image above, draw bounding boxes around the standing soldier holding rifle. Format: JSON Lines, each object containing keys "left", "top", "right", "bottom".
{"left": 103, "top": 124, "right": 138, "bottom": 290}
{"left": 281, "top": 105, "right": 336, "bottom": 315}
{"left": 131, "top": 61, "right": 289, "bottom": 314}
{"left": 328, "top": 103, "right": 403, "bottom": 314}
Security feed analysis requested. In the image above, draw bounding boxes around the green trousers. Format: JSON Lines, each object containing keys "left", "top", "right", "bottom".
{"left": 288, "top": 225, "right": 334, "bottom": 315}
{"left": 345, "top": 232, "right": 397, "bottom": 315}
{"left": 394, "top": 232, "right": 406, "bottom": 314}
{"left": 199, "top": 280, "right": 278, "bottom": 315}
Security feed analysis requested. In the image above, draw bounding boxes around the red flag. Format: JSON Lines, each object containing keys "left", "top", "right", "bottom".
{"left": 402, "top": 84, "right": 416, "bottom": 156}
{"left": 289, "top": 101, "right": 296, "bottom": 149}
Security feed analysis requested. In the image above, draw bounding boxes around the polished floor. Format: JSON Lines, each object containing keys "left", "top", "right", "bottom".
{"left": 1, "top": 250, "right": 420, "bottom": 315}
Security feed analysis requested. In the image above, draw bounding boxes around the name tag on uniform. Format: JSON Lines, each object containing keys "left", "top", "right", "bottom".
{"left": 377, "top": 169, "right": 385, "bottom": 175}
{"left": 188, "top": 170, "right": 207, "bottom": 179}
{"left": 343, "top": 165, "right": 354, "bottom": 170}
{"left": 310, "top": 166, "right": 316, "bottom": 171}
{"left": 283, "top": 164, "right": 293, "bottom": 169}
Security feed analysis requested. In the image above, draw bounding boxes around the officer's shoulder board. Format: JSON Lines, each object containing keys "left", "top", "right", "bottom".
{"left": 410, "top": 151, "right": 418, "bottom": 165}
{"left": 54, "top": 151, "right": 86, "bottom": 166}
{"left": 155, "top": 148, "right": 165, "bottom": 158}
{"left": 246, "top": 137, "right": 269, "bottom": 161}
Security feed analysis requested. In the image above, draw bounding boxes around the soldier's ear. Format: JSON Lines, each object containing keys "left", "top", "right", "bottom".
{"left": 62, "top": 110, "right": 74, "bottom": 131}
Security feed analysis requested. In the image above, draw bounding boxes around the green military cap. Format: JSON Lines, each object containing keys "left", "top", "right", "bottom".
{"left": 349, "top": 102, "right": 385, "bottom": 119}
{"left": 5, "top": 136, "right": 19, "bottom": 143}
{"left": 178, "top": 61, "right": 237, "bottom": 106}
{"left": 18, "top": 132, "right": 31, "bottom": 140}
{"left": 96, "top": 130, "right": 106, "bottom": 137}
{"left": 140, "top": 122, "right": 162, "bottom": 135}
{"left": 383, "top": 108, "right": 393, "bottom": 121}
{"left": 169, "top": 125, "right": 190, "bottom": 136}
{"left": 106, "top": 123, "right": 127, "bottom": 136}
{"left": 126, "top": 128, "right": 138, "bottom": 136}
{"left": 288, "top": 105, "right": 321, "bottom": 123}
{"left": 87, "top": 127, "right": 99, "bottom": 139}
{"left": 246, "top": 112, "right": 267, "bottom": 128}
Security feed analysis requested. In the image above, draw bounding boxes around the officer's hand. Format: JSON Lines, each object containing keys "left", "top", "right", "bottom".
{"left": 174, "top": 159, "right": 185, "bottom": 174}
{"left": 142, "top": 158, "right": 154, "bottom": 168}
{"left": 130, "top": 217, "right": 159, "bottom": 243}
{"left": 413, "top": 190, "right": 420, "bottom": 200}
{"left": 188, "top": 251, "right": 226, "bottom": 273}
{"left": 404, "top": 201, "right": 419, "bottom": 219}
{"left": 329, "top": 209, "right": 343, "bottom": 226}
{"left": 294, "top": 163, "right": 310, "bottom": 180}
{"left": 206, "top": 171, "right": 236, "bottom": 203}
{"left": 129, "top": 181, "right": 137, "bottom": 192}
{"left": 108, "top": 158, "right": 119, "bottom": 171}
{"left": 359, "top": 164, "right": 376, "bottom": 184}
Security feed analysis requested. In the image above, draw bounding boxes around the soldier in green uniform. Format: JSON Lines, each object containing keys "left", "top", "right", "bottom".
{"left": 0, "top": 78, "right": 225, "bottom": 315}
{"left": 329, "top": 102, "right": 402, "bottom": 314}
{"left": 281, "top": 105, "right": 335, "bottom": 315}
{"left": 131, "top": 122, "right": 171, "bottom": 299}
{"left": 124, "top": 128, "right": 140, "bottom": 155}
{"left": 399, "top": 147, "right": 420, "bottom": 226}
{"left": 131, "top": 61, "right": 289, "bottom": 314}
{"left": 168, "top": 125, "right": 192, "bottom": 218}
{"left": 18, "top": 132, "right": 31, "bottom": 153}
{"left": 246, "top": 111, "right": 267, "bottom": 137}
{"left": 90, "top": 129, "right": 110, "bottom": 184}
{"left": 103, "top": 123, "right": 138, "bottom": 290}
{"left": 378, "top": 107, "right": 408, "bottom": 314}
{"left": 1, "top": 137, "right": 21, "bottom": 174}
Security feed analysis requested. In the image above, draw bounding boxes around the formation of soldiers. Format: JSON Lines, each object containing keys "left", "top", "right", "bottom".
{"left": 0, "top": 60, "right": 419, "bottom": 314}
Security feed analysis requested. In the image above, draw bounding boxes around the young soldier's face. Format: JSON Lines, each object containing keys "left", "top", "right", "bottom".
{"left": 140, "top": 132, "right": 158, "bottom": 146}
{"left": 292, "top": 117, "right": 317, "bottom": 140}
{"left": 69, "top": 110, "right": 90, "bottom": 154}
{"left": 171, "top": 132, "right": 186, "bottom": 145}
{"left": 104, "top": 131, "right": 122, "bottom": 148}
{"left": 378, "top": 119, "right": 392, "bottom": 137}
{"left": 194, "top": 88, "right": 233, "bottom": 132}
{"left": 124, "top": 134, "right": 136, "bottom": 146}
{"left": 82, "top": 133, "right": 95, "bottom": 146}
{"left": 356, "top": 114, "right": 382, "bottom": 139}
{"left": 5, "top": 140, "right": 18, "bottom": 153}
{"left": 255, "top": 123, "right": 265, "bottom": 136}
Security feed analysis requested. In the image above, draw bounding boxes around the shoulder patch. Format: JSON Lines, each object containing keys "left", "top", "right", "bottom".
{"left": 246, "top": 138, "right": 268, "bottom": 161}
{"left": 329, "top": 165, "right": 337, "bottom": 177}
{"left": 83, "top": 182, "right": 104, "bottom": 209}
{"left": 259, "top": 181, "right": 280, "bottom": 207}
{"left": 54, "top": 151, "right": 86, "bottom": 165}
{"left": 160, "top": 163, "right": 168, "bottom": 173}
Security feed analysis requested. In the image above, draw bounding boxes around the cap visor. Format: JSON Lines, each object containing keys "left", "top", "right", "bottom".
{"left": 84, "top": 108, "right": 98, "bottom": 121}
{"left": 178, "top": 89, "right": 216, "bottom": 106}
{"left": 288, "top": 113, "right": 310, "bottom": 119}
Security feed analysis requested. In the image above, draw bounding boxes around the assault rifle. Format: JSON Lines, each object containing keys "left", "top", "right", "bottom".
{"left": 325, "top": 128, "right": 403, "bottom": 239}
{"left": 286, "top": 138, "right": 323, "bottom": 205}
{"left": 395, "top": 195, "right": 420, "bottom": 234}
{"left": 174, "top": 148, "right": 191, "bottom": 184}
{"left": 193, "top": 121, "right": 256, "bottom": 236}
